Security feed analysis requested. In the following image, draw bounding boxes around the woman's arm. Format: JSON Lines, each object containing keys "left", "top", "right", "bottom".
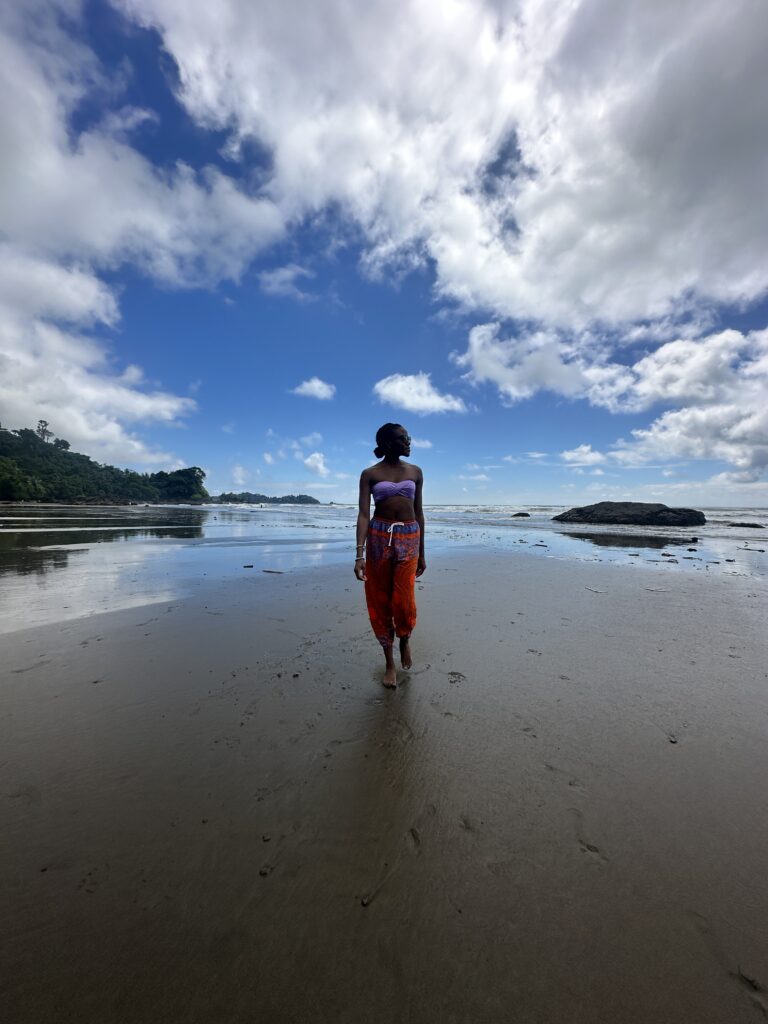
{"left": 355, "top": 470, "right": 371, "bottom": 580}
{"left": 414, "top": 468, "right": 426, "bottom": 576}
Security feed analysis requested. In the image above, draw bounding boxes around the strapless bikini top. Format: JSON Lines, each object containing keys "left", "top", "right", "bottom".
{"left": 371, "top": 479, "right": 416, "bottom": 501}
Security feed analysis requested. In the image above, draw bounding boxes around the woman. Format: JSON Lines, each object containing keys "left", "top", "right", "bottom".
{"left": 355, "top": 423, "right": 426, "bottom": 688}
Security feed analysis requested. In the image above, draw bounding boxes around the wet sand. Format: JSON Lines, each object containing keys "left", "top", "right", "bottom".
{"left": 2, "top": 549, "right": 768, "bottom": 1023}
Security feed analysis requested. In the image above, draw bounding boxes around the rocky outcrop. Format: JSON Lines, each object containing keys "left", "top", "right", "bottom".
{"left": 727, "top": 522, "right": 764, "bottom": 528}
{"left": 511, "top": 512, "right": 530, "bottom": 518}
{"left": 552, "top": 501, "right": 706, "bottom": 527}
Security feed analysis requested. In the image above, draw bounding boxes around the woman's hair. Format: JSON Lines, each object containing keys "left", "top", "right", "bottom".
{"left": 374, "top": 423, "right": 404, "bottom": 458}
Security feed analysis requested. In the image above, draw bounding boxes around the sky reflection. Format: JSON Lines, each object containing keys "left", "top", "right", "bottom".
{"left": 0, "top": 502, "right": 764, "bottom": 634}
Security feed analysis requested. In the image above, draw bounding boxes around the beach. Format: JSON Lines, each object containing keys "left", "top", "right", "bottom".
{"left": 2, "top": 511, "right": 768, "bottom": 1024}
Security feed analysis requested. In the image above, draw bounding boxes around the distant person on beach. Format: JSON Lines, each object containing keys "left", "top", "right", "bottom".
{"left": 355, "top": 423, "right": 426, "bottom": 688}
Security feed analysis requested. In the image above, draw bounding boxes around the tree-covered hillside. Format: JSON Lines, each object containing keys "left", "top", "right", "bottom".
{"left": 213, "top": 491, "right": 320, "bottom": 505}
{"left": 0, "top": 423, "right": 209, "bottom": 504}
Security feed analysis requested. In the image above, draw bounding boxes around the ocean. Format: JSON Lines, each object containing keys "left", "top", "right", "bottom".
{"left": 1, "top": 502, "right": 765, "bottom": 633}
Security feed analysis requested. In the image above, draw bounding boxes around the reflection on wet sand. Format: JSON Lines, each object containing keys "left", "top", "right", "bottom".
{"left": 0, "top": 524, "right": 204, "bottom": 552}
{"left": 564, "top": 532, "right": 699, "bottom": 550}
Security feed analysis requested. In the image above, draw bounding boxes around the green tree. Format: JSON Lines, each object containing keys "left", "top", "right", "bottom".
{"left": 36, "top": 419, "right": 54, "bottom": 443}
{"left": 0, "top": 426, "right": 209, "bottom": 503}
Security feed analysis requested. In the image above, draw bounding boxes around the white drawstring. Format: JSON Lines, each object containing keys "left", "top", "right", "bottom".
{"left": 386, "top": 521, "right": 405, "bottom": 546}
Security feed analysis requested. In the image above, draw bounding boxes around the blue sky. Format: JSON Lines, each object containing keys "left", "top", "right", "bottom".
{"left": 2, "top": 1, "right": 767, "bottom": 505}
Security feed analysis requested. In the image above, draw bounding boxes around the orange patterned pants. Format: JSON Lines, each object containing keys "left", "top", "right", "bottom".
{"left": 364, "top": 518, "right": 420, "bottom": 648}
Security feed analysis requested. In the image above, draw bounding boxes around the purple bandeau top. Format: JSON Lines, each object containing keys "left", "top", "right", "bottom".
{"left": 371, "top": 479, "right": 416, "bottom": 501}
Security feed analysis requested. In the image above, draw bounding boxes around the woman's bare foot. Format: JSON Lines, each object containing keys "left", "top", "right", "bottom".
{"left": 399, "top": 636, "right": 412, "bottom": 670}
{"left": 382, "top": 645, "right": 397, "bottom": 688}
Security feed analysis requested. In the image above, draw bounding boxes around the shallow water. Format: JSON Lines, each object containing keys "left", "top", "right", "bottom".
{"left": 1, "top": 502, "right": 765, "bottom": 633}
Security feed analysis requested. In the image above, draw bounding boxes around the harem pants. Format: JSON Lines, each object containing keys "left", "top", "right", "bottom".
{"left": 364, "top": 518, "right": 419, "bottom": 648}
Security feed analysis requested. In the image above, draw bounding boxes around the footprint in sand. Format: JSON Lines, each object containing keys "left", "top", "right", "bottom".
{"left": 578, "top": 838, "right": 608, "bottom": 863}
{"left": 448, "top": 671, "right": 465, "bottom": 685}
{"left": 572, "top": 809, "right": 608, "bottom": 864}
{"left": 458, "top": 814, "right": 479, "bottom": 832}
{"left": 688, "top": 910, "right": 768, "bottom": 1016}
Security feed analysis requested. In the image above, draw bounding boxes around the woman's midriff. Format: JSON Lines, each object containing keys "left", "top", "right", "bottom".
{"left": 373, "top": 496, "right": 416, "bottom": 521}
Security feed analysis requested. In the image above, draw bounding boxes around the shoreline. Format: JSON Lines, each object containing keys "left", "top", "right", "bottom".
{"left": 2, "top": 550, "right": 767, "bottom": 1022}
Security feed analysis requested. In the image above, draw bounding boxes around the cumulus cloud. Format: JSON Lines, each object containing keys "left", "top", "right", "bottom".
{"left": 110, "top": 0, "right": 768, "bottom": 481}
{"left": 0, "top": 4, "right": 286, "bottom": 465}
{"left": 373, "top": 372, "right": 466, "bottom": 414}
{"left": 232, "top": 464, "right": 247, "bottom": 486}
{"left": 263, "top": 452, "right": 275, "bottom": 465}
{"left": 303, "top": 451, "right": 330, "bottom": 477}
{"left": 118, "top": 0, "right": 768, "bottom": 329}
{"left": 6, "top": 1, "right": 768, "bottom": 480}
{"left": 454, "top": 323, "right": 633, "bottom": 408}
{"left": 561, "top": 444, "right": 606, "bottom": 466}
{"left": 608, "top": 329, "right": 768, "bottom": 476}
{"left": 0, "top": 9, "right": 282, "bottom": 286}
{"left": 458, "top": 324, "right": 768, "bottom": 477}
{"left": 259, "top": 264, "right": 315, "bottom": 301}
{"left": 0, "top": 246, "right": 195, "bottom": 465}
{"left": 410, "top": 438, "right": 433, "bottom": 449}
{"left": 291, "top": 377, "right": 336, "bottom": 400}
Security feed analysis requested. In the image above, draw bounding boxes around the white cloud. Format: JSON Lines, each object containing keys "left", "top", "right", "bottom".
{"left": 117, "top": 0, "right": 768, "bottom": 330}
{"left": 259, "top": 263, "right": 315, "bottom": 301}
{"left": 373, "top": 372, "right": 466, "bottom": 414}
{"left": 0, "top": 10, "right": 283, "bottom": 287}
{"left": 503, "top": 452, "right": 547, "bottom": 464}
{"left": 630, "top": 331, "right": 749, "bottom": 409}
{"left": 300, "top": 432, "right": 323, "bottom": 446}
{"left": 608, "top": 329, "right": 768, "bottom": 476}
{"left": 6, "top": 2, "right": 768, "bottom": 483}
{"left": 410, "top": 438, "right": 433, "bottom": 449}
{"left": 0, "top": 247, "right": 195, "bottom": 465}
{"left": 458, "top": 473, "right": 490, "bottom": 481}
{"left": 454, "top": 322, "right": 633, "bottom": 409}
{"left": 561, "top": 444, "right": 606, "bottom": 466}
{"left": 0, "top": 246, "right": 118, "bottom": 326}
{"left": 263, "top": 452, "right": 275, "bottom": 465}
{"left": 232, "top": 464, "right": 247, "bottom": 486}
{"left": 303, "top": 451, "right": 330, "bottom": 477}
{"left": 111, "top": 0, "right": 768, "bottom": 483}
{"left": 291, "top": 377, "right": 336, "bottom": 400}
{"left": 0, "top": 5, "right": 286, "bottom": 467}
{"left": 458, "top": 323, "right": 768, "bottom": 478}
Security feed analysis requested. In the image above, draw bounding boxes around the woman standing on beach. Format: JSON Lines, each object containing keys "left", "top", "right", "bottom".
{"left": 355, "top": 423, "right": 426, "bottom": 688}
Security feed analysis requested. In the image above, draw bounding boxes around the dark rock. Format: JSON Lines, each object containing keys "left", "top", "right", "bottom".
{"left": 727, "top": 522, "right": 764, "bottom": 528}
{"left": 511, "top": 512, "right": 531, "bottom": 518}
{"left": 552, "top": 502, "right": 706, "bottom": 527}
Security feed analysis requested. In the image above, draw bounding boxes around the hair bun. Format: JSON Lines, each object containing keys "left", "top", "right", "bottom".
{"left": 373, "top": 446, "right": 384, "bottom": 457}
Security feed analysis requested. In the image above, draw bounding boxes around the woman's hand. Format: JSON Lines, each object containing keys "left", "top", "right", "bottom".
{"left": 416, "top": 555, "right": 427, "bottom": 577}
{"left": 354, "top": 558, "right": 367, "bottom": 582}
